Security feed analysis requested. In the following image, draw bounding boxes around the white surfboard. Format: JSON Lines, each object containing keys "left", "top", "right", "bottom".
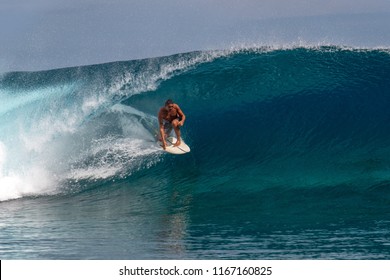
{"left": 159, "top": 136, "right": 190, "bottom": 154}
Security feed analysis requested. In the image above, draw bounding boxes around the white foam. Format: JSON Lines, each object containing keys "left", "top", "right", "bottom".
{"left": 0, "top": 142, "right": 55, "bottom": 201}
{"left": 216, "top": 41, "right": 390, "bottom": 57}
{"left": 67, "top": 137, "right": 161, "bottom": 181}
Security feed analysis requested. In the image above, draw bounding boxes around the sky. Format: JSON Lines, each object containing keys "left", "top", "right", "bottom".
{"left": 1, "top": 0, "right": 390, "bottom": 72}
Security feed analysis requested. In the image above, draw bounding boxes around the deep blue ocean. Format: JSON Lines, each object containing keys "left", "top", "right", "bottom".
{"left": 1, "top": 46, "right": 390, "bottom": 259}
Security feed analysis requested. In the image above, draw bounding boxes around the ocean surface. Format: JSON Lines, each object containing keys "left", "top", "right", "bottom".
{"left": 1, "top": 46, "right": 390, "bottom": 259}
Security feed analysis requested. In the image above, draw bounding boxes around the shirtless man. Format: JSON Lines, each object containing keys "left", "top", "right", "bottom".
{"left": 158, "top": 99, "right": 186, "bottom": 150}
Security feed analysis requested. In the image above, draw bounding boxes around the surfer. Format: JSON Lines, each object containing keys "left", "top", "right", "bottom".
{"left": 158, "top": 99, "right": 186, "bottom": 149}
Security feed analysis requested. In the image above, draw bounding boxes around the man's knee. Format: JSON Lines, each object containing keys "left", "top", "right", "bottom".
{"left": 171, "top": 119, "right": 179, "bottom": 128}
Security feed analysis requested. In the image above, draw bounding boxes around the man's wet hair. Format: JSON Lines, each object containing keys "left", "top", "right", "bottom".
{"left": 165, "top": 99, "right": 174, "bottom": 106}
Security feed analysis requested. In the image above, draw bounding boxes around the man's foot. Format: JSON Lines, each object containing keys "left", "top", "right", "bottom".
{"left": 173, "top": 140, "right": 181, "bottom": 147}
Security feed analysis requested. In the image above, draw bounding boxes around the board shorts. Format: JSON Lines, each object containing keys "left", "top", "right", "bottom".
{"left": 162, "top": 117, "right": 181, "bottom": 134}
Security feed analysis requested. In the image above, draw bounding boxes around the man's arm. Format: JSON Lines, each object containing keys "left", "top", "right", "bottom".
{"left": 158, "top": 109, "right": 167, "bottom": 149}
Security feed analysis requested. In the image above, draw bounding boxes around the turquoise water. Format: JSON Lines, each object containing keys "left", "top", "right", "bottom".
{"left": 1, "top": 46, "right": 390, "bottom": 259}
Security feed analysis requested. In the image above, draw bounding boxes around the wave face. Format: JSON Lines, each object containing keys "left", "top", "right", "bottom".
{"left": 127, "top": 46, "right": 390, "bottom": 190}
{"left": 1, "top": 46, "right": 390, "bottom": 259}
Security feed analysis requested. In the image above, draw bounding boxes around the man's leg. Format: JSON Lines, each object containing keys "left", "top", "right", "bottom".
{"left": 159, "top": 123, "right": 172, "bottom": 141}
{"left": 171, "top": 119, "right": 181, "bottom": 146}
